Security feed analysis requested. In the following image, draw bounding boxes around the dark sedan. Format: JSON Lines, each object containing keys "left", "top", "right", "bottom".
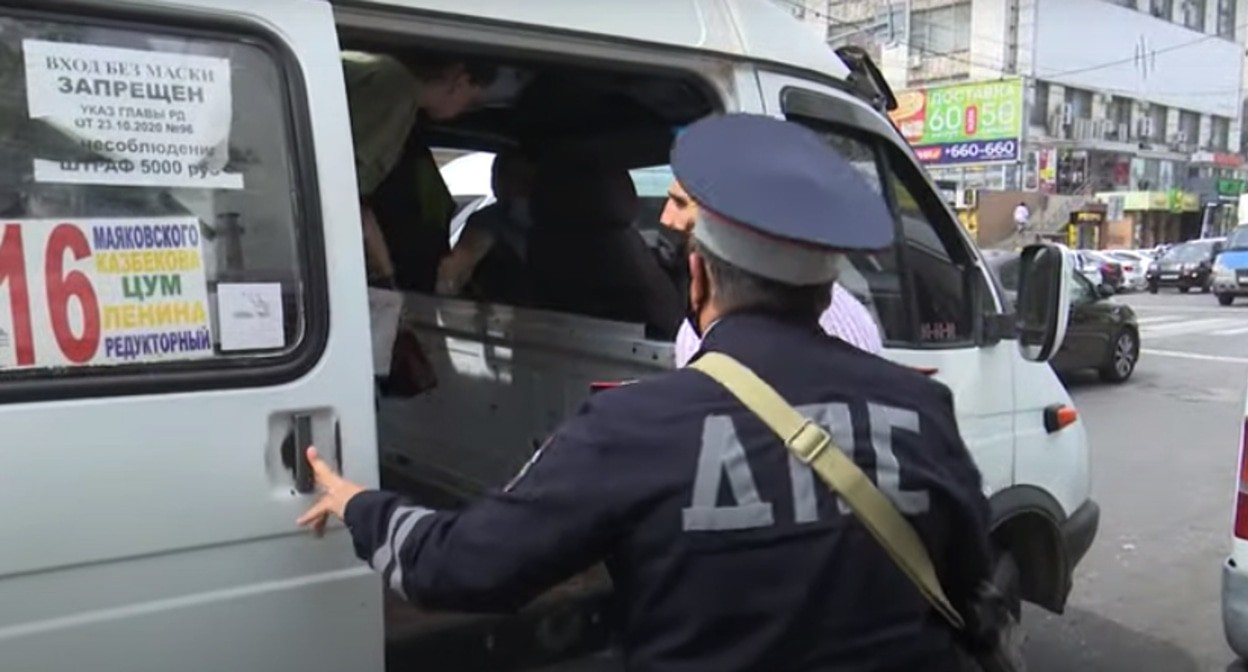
{"left": 1146, "top": 238, "right": 1224, "bottom": 293}
{"left": 984, "top": 250, "right": 1140, "bottom": 383}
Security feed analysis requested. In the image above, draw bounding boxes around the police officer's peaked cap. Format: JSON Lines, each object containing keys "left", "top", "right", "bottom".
{"left": 672, "top": 113, "right": 895, "bottom": 285}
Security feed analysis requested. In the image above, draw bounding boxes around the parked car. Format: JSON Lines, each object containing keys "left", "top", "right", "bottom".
{"left": 1073, "top": 250, "right": 1105, "bottom": 287}
{"left": 1147, "top": 238, "right": 1225, "bottom": 293}
{"left": 985, "top": 250, "right": 1140, "bottom": 383}
{"left": 1212, "top": 226, "right": 1248, "bottom": 306}
{"left": 1080, "top": 250, "right": 1124, "bottom": 293}
{"left": 1104, "top": 249, "right": 1150, "bottom": 291}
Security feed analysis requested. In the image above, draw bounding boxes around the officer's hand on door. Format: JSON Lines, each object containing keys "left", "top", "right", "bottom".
{"left": 296, "top": 446, "right": 367, "bottom": 537}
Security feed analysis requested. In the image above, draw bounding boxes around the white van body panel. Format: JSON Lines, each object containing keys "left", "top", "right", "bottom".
{"left": 332, "top": 0, "right": 851, "bottom": 80}
{"left": 0, "top": 0, "right": 384, "bottom": 670}
{"left": 1011, "top": 360, "right": 1092, "bottom": 517}
{"left": 0, "top": 0, "right": 1093, "bottom": 669}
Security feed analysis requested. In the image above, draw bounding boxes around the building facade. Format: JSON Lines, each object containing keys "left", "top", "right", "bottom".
{"left": 781, "top": 0, "right": 1248, "bottom": 240}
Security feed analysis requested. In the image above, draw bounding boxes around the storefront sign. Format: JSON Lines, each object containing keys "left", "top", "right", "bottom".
{"left": 1218, "top": 178, "right": 1245, "bottom": 198}
{"left": 1192, "top": 151, "right": 1244, "bottom": 168}
{"left": 889, "top": 78, "right": 1024, "bottom": 167}
{"left": 1167, "top": 189, "right": 1200, "bottom": 213}
{"left": 1071, "top": 210, "right": 1106, "bottom": 226}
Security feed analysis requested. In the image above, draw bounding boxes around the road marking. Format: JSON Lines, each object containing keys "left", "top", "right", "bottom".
{"left": 1212, "top": 326, "right": 1248, "bottom": 336}
{"left": 1142, "top": 348, "right": 1248, "bottom": 364}
{"left": 1136, "top": 316, "right": 1181, "bottom": 325}
{"left": 1141, "top": 318, "right": 1244, "bottom": 338}
{"left": 1129, "top": 302, "right": 1244, "bottom": 311}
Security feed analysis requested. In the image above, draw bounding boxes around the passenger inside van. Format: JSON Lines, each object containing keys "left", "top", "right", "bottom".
{"left": 526, "top": 159, "right": 684, "bottom": 340}
{"left": 344, "top": 50, "right": 497, "bottom": 291}
{"left": 435, "top": 147, "right": 535, "bottom": 303}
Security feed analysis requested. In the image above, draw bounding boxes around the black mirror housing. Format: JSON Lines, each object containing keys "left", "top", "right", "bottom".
{"left": 1015, "top": 244, "right": 1072, "bottom": 362}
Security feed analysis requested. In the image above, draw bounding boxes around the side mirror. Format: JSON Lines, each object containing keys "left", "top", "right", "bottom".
{"left": 1097, "top": 283, "right": 1115, "bottom": 298}
{"left": 1015, "top": 243, "right": 1071, "bottom": 362}
{"left": 834, "top": 45, "right": 898, "bottom": 113}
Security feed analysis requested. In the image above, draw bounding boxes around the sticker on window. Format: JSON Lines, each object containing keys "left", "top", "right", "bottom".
{"left": 0, "top": 217, "right": 213, "bottom": 369}
{"left": 216, "top": 283, "right": 285, "bottom": 352}
{"left": 21, "top": 39, "right": 242, "bottom": 190}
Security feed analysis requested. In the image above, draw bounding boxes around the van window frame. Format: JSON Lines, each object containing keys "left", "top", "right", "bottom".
{"left": 779, "top": 85, "right": 993, "bottom": 350}
{"left": 0, "top": 3, "right": 329, "bottom": 404}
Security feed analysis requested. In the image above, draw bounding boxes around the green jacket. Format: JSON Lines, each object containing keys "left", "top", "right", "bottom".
{"left": 342, "top": 51, "right": 423, "bottom": 198}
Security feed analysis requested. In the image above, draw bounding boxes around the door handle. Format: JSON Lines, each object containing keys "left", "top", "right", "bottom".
{"left": 292, "top": 414, "right": 315, "bottom": 493}
{"left": 280, "top": 413, "right": 316, "bottom": 494}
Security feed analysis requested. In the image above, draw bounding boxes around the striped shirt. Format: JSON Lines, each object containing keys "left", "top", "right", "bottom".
{"left": 674, "top": 284, "right": 883, "bottom": 367}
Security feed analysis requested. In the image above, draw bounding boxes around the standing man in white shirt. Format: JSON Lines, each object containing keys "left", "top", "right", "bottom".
{"left": 659, "top": 179, "right": 885, "bottom": 365}
{"left": 1013, "top": 201, "right": 1031, "bottom": 236}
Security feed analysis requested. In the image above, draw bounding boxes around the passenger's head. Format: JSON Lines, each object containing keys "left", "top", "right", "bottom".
{"left": 491, "top": 148, "right": 536, "bottom": 204}
{"left": 659, "top": 178, "right": 697, "bottom": 234}
{"left": 407, "top": 56, "right": 499, "bottom": 121}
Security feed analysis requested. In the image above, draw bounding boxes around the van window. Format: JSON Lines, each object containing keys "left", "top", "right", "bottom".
{"left": 627, "top": 151, "right": 904, "bottom": 345}
{"left": 782, "top": 111, "right": 975, "bottom": 347}
{"left": 0, "top": 13, "right": 318, "bottom": 386}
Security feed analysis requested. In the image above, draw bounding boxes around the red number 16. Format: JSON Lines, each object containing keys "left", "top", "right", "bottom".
{"left": 0, "top": 223, "right": 102, "bottom": 366}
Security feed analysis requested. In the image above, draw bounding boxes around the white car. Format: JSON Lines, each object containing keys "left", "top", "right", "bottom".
{"left": 1224, "top": 394, "right": 1248, "bottom": 659}
{"left": 1073, "top": 250, "right": 1105, "bottom": 287}
{"left": 1104, "top": 249, "right": 1151, "bottom": 291}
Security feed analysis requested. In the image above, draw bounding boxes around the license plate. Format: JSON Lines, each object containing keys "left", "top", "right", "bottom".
{"left": 1161, "top": 273, "right": 1179, "bottom": 279}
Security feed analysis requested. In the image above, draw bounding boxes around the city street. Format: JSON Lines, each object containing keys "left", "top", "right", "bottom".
{"left": 541, "top": 291, "right": 1248, "bottom": 672}
{"left": 1026, "top": 290, "right": 1248, "bottom": 672}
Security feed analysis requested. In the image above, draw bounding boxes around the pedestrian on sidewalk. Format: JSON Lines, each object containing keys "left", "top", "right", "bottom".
{"left": 1013, "top": 201, "right": 1031, "bottom": 235}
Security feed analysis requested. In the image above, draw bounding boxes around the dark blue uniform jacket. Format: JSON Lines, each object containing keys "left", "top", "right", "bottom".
{"left": 345, "top": 312, "right": 994, "bottom": 672}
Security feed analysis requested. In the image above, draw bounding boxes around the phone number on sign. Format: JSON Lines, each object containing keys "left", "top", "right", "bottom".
{"left": 915, "top": 139, "right": 1019, "bottom": 166}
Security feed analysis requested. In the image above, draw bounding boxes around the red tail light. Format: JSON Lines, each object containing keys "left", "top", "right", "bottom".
{"left": 1124, "top": 264, "right": 1134, "bottom": 271}
{"left": 1235, "top": 419, "right": 1248, "bottom": 539}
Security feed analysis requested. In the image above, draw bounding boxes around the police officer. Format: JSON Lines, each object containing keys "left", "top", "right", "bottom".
{"left": 299, "top": 114, "right": 994, "bottom": 672}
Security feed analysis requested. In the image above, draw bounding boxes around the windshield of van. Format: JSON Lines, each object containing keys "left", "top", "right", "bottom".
{"left": 1226, "top": 227, "right": 1248, "bottom": 251}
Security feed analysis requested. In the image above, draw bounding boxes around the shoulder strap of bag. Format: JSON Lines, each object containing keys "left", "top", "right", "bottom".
{"left": 689, "top": 351, "right": 966, "bottom": 630}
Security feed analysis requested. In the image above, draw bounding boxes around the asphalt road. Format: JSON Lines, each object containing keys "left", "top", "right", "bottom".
{"left": 537, "top": 289, "right": 1248, "bottom": 672}
{"left": 1024, "top": 290, "right": 1248, "bottom": 672}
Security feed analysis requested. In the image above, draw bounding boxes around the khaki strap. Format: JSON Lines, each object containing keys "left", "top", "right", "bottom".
{"left": 690, "top": 352, "right": 966, "bottom": 630}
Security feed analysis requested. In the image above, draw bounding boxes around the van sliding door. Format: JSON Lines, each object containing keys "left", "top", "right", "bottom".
{"left": 0, "top": 2, "right": 382, "bottom": 671}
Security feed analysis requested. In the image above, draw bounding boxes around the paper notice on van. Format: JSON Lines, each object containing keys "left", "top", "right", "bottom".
{"left": 21, "top": 39, "right": 242, "bottom": 190}
{"left": 0, "top": 217, "right": 214, "bottom": 370}
{"left": 369, "top": 288, "right": 404, "bottom": 376}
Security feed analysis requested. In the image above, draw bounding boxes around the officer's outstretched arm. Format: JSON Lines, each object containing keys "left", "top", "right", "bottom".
{"left": 342, "top": 411, "right": 625, "bottom": 613}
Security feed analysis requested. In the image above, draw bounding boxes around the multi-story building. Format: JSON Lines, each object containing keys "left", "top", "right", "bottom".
{"left": 782, "top": 0, "right": 1248, "bottom": 241}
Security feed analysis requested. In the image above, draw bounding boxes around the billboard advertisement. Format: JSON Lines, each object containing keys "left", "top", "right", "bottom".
{"left": 889, "top": 78, "right": 1024, "bottom": 167}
